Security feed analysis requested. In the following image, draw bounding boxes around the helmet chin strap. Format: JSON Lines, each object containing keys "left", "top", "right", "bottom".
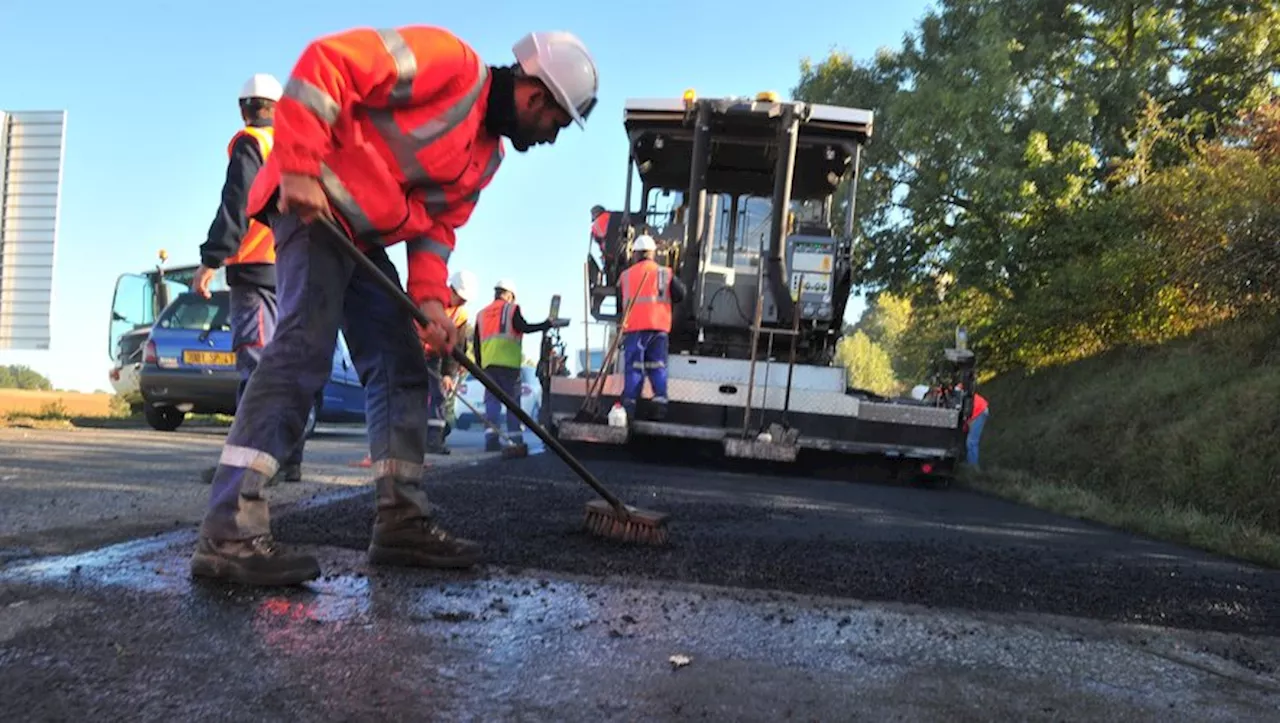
{"left": 485, "top": 65, "right": 538, "bottom": 151}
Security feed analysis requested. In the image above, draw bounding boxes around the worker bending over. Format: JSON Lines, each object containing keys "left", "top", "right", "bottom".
{"left": 475, "top": 279, "right": 567, "bottom": 455}
{"left": 618, "top": 234, "right": 685, "bottom": 420}
{"left": 424, "top": 270, "right": 478, "bottom": 455}
{"left": 191, "top": 25, "right": 599, "bottom": 587}
{"left": 193, "top": 74, "right": 306, "bottom": 487}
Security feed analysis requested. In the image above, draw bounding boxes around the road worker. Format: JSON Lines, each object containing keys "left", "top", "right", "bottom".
{"left": 475, "top": 279, "right": 567, "bottom": 455}
{"left": 192, "top": 74, "right": 307, "bottom": 487}
{"left": 423, "top": 270, "right": 478, "bottom": 455}
{"left": 964, "top": 388, "right": 990, "bottom": 468}
{"left": 618, "top": 234, "right": 686, "bottom": 421}
{"left": 191, "top": 26, "right": 599, "bottom": 587}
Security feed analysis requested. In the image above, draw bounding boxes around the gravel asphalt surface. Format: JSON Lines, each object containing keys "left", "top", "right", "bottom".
{"left": 3, "top": 427, "right": 1280, "bottom": 720}
{"left": 276, "top": 451, "right": 1280, "bottom": 636}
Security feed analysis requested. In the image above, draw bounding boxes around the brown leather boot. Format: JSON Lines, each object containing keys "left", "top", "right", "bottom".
{"left": 189, "top": 535, "right": 320, "bottom": 586}
{"left": 366, "top": 474, "right": 482, "bottom": 569}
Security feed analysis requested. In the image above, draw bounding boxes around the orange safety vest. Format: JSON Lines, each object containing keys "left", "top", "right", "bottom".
{"left": 247, "top": 26, "right": 503, "bottom": 307}
{"left": 591, "top": 211, "right": 610, "bottom": 240}
{"left": 226, "top": 126, "right": 276, "bottom": 266}
{"left": 421, "top": 305, "right": 469, "bottom": 355}
{"left": 620, "top": 259, "right": 673, "bottom": 333}
{"left": 477, "top": 299, "right": 523, "bottom": 368}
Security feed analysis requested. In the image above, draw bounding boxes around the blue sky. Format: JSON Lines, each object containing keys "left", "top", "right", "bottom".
{"left": 0, "top": 0, "right": 930, "bottom": 392}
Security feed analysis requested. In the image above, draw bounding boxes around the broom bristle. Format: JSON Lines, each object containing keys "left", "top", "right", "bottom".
{"left": 582, "top": 499, "right": 669, "bottom": 545}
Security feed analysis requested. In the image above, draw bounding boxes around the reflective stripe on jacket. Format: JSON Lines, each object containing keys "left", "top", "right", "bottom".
{"left": 477, "top": 300, "right": 522, "bottom": 368}
{"left": 620, "top": 259, "right": 673, "bottom": 333}
{"left": 246, "top": 26, "right": 504, "bottom": 307}
{"left": 225, "top": 126, "right": 276, "bottom": 266}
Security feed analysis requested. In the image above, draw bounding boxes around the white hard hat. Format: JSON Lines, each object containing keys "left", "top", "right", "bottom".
{"left": 448, "top": 270, "right": 478, "bottom": 302}
{"left": 910, "top": 384, "right": 930, "bottom": 401}
{"left": 495, "top": 278, "right": 518, "bottom": 296}
{"left": 513, "top": 31, "right": 598, "bottom": 128}
{"left": 632, "top": 234, "right": 657, "bottom": 252}
{"left": 239, "top": 73, "right": 283, "bottom": 102}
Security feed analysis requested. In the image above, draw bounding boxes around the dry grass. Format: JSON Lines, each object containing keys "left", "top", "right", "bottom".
{"left": 0, "top": 390, "right": 115, "bottom": 418}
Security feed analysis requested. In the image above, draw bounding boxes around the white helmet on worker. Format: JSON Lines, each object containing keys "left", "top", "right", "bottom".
{"left": 495, "top": 278, "right": 518, "bottom": 296}
{"left": 632, "top": 234, "right": 657, "bottom": 252}
{"left": 910, "top": 384, "right": 930, "bottom": 401}
{"left": 239, "top": 73, "right": 283, "bottom": 102}
{"left": 513, "top": 31, "right": 598, "bottom": 128}
{"left": 448, "top": 270, "right": 478, "bottom": 302}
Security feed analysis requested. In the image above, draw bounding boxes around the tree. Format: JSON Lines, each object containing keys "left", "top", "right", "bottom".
{"left": 834, "top": 331, "right": 898, "bottom": 396}
{"left": 0, "top": 365, "right": 53, "bottom": 391}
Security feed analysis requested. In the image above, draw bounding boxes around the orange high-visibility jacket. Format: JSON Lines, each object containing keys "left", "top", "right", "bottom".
{"left": 619, "top": 259, "right": 674, "bottom": 333}
{"left": 970, "top": 393, "right": 989, "bottom": 421}
{"left": 591, "top": 211, "right": 610, "bottom": 240}
{"left": 421, "top": 305, "right": 469, "bottom": 355}
{"left": 246, "top": 26, "right": 504, "bottom": 307}
{"left": 225, "top": 126, "right": 276, "bottom": 266}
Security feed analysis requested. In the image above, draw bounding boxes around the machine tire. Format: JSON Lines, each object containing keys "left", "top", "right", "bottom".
{"left": 144, "top": 403, "right": 185, "bottom": 432}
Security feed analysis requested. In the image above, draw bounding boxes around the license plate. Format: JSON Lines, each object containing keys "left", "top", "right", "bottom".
{"left": 183, "top": 350, "right": 235, "bottom": 367}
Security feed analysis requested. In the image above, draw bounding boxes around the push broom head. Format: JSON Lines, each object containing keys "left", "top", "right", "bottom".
{"left": 583, "top": 499, "right": 670, "bottom": 546}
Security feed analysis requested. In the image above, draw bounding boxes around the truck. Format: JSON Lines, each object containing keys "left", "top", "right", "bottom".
{"left": 107, "top": 251, "right": 224, "bottom": 412}
{"left": 543, "top": 90, "right": 977, "bottom": 482}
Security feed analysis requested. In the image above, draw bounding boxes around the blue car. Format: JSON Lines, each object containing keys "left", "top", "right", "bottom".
{"left": 138, "top": 290, "right": 366, "bottom": 434}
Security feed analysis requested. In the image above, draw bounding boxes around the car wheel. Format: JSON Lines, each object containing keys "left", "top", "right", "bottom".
{"left": 303, "top": 401, "right": 318, "bottom": 439}
{"left": 456, "top": 416, "right": 471, "bottom": 431}
{"left": 144, "top": 403, "right": 185, "bottom": 432}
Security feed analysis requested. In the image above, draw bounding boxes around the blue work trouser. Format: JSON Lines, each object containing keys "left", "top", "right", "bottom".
{"left": 229, "top": 283, "right": 301, "bottom": 466}
{"left": 966, "top": 409, "right": 989, "bottom": 468}
{"left": 424, "top": 354, "right": 446, "bottom": 434}
{"left": 201, "top": 213, "right": 432, "bottom": 541}
{"left": 621, "top": 330, "right": 669, "bottom": 414}
{"left": 482, "top": 365, "right": 523, "bottom": 443}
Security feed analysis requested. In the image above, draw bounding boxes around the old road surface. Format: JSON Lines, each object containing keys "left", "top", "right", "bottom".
{"left": 2, "top": 427, "right": 1279, "bottom": 721}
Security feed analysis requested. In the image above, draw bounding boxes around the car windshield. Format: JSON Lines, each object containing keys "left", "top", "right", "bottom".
{"left": 155, "top": 292, "right": 231, "bottom": 332}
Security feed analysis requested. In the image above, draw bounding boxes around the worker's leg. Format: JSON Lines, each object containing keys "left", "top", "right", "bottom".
{"left": 965, "top": 409, "right": 988, "bottom": 469}
{"left": 193, "top": 214, "right": 346, "bottom": 585}
{"left": 340, "top": 245, "right": 480, "bottom": 568}
{"left": 496, "top": 366, "right": 524, "bottom": 444}
{"left": 234, "top": 284, "right": 305, "bottom": 479}
{"left": 424, "top": 354, "right": 449, "bottom": 455}
{"left": 644, "top": 331, "right": 670, "bottom": 420}
{"left": 483, "top": 366, "right": 503, "bottom": 451}
{"left": 620, "top": 332, "right": 645, "bottom": 417}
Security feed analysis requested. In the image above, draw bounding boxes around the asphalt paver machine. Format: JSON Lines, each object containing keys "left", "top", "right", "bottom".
{"left": 546, "top": 91, "right": 977, "bottom": 478}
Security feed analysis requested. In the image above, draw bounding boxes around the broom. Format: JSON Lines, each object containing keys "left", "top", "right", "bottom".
{"left": 317, "top": 218, "right": 670, "bottom": 545}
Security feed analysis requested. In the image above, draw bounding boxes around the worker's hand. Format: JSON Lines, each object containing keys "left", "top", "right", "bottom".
{"left": 417, "top": 300, "right": 459, "bottom": 352}
{"left": 193, "top": 265, "right": 216, "bottom": 300}
{"left": 278, "top": 173, "right": 331, "bottom": 224}
{"left": 441, "top": 375, "right": 456, "bottom": 394}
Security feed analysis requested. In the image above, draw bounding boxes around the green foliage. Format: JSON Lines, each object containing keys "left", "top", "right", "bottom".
{"left": 834, "top": 330, "right": 898, "bottom": 396}
{"left": 0, "top": 365, "right": 53, "bottom": 391}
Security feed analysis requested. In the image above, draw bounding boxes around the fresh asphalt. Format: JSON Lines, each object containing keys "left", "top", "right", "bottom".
{"left": 2, "top": 427, "right": 1279, "bottom": 721}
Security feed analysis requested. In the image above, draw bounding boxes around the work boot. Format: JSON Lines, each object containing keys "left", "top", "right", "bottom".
{"left": 280, "top": 463, "right": 303, "bottom": 482}
{"left": 425, "top": 427, "right": 451, "bottom": 456}
{"left": 368, "top": 519, "right": 482, "bottom": 569}
{"left": 200, "top": 465, "right": 279, "bottom": 487}
{"left": 189, "top": 535, "right": 320, "bottom": 586}
{"left": 503, "top": 437, "right": 529, "bottom": 458}
{"left": 484, "top": 436, "right": 502, "bottom": 452}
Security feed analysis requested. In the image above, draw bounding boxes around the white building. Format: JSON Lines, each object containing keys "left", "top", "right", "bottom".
{"left": 0, "top": 110, "right": 67, "bottom": 351}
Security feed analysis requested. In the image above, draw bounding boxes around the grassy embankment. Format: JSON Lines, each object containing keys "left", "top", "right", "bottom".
{"left": 0, "top": 390, "right": 232, "bottom": 430}
{"left": 972, "top": 314, "right": 1280, "bottom": 568}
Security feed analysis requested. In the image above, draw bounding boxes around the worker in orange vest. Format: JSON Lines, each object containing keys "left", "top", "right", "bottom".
{"left": 424, "top": 270, "right": 478, "bottom": 455}
{"left": 191, "top": 26, "right": 599, "bottom": 587}
{"left": 618, "top": 234, "right": 686, "bottom": 421}
{"left": 475, "top": 279, "right": 567, "bottom": 455}
{"left": 192, "top": 73, "right": 307, "bottom": 487}
{"left": 964, "top": 389, "right": 990, "bottom": 468}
